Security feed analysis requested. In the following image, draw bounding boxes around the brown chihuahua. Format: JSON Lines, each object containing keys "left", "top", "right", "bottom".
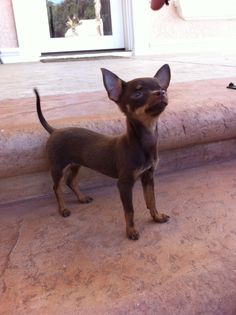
{"left": 34, "top": 64, "right": 171, "bottom": 240}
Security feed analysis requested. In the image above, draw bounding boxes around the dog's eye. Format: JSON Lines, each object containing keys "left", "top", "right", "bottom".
{"left": 133, "top": 90, "right": 143, "bottom": 98}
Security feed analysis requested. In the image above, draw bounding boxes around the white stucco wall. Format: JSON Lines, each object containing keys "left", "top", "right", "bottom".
{"left": 152, "top": 1, "right": 236, "bottom": 53}
{"left": 132, "top": 0, "right": 236, "bottom": 54}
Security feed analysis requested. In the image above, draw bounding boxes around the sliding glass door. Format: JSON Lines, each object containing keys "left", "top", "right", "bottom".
{"left": 43, "top": 0, "right": 125, "bottom": 52}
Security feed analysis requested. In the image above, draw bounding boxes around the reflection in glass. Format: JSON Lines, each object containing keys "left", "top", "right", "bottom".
{"left": 47, "top": 0, "right": 112, "bottom": 38}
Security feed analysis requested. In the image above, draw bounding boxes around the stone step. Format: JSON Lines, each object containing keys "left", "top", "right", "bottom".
{"left": 1, "top": 78, "right": 236, "bottom": 204}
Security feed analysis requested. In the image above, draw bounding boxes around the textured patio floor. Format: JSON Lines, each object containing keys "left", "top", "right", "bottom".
{"left": 1, "top": 159, "right": 236, "bottom": 315}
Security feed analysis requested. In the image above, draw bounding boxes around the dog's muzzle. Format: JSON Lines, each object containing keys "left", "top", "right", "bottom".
{"left": 145, "top": 90, "right": 168, "bottom": 116}
{"left": 145, "top": 102, "right": 167, "bottom": 116}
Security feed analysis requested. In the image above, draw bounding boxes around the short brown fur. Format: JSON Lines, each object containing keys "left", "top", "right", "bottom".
{"left": 34, "top": 64, "right": 171, "bottom": 240}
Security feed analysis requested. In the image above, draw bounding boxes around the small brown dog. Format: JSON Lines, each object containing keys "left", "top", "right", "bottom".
{"left": 34, "top": 64, "right": 171, "bottom": 240}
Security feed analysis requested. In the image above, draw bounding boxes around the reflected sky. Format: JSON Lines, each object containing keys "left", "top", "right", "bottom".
{"left": 49, "top": 0, "right": 64, "bottom": 4}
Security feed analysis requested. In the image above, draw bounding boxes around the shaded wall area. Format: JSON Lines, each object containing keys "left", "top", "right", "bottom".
{"left": 0, "top": 0, "right": 18, "bottom": 48}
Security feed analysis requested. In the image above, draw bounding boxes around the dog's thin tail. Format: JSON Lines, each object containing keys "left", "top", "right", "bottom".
{"left": 34, "top": 88, "right": 54, "bottom": 134}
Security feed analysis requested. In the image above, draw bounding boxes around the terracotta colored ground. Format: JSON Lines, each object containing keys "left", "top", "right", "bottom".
{"left": 1, "top": 53, "right": 236, "bottom": 314}
{"left": 1, "top": 159, "right": 236, "bottom": 315}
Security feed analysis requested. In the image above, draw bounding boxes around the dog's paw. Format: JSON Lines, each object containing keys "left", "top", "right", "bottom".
{"left": 79, "top": 195, "right": 93, "bottom": 204}
{"left": 127, "top": 227, "right": 140, "bottom": 240}
{"left": 152, "top": 212, "right": 170, "bottom": 223}
{"left": 62, "top": 208, "right": 71, "bottom": 217}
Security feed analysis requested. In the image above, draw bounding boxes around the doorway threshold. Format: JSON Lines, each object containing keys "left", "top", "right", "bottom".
{"left": 40, "top": 50, "right": 132, "bottom": 63}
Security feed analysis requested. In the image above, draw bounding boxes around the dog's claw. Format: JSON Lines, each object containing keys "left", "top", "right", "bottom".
{"left": 62, "top": 209, "right": 71, "bottom": 217}
{"left": 79, "top": 195, "right": 93, "bottom": 204}
{"left": 152, "top": 212, "right": 170, "bottom": 223}
{"left": 127, "top": 227, "right": 140, "bottom": 240}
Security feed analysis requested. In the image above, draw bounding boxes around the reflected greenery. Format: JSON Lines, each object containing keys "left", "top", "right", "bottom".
{"left": 47, "top": 0, "right": 95, "bottom": 37}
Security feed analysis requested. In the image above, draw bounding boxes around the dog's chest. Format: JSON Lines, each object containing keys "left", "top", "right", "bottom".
{"left": 133, "top": 131, "right": 159, "bottom": 179}
{"left": 133, "top": 156, "right": 159, "bottom": 179}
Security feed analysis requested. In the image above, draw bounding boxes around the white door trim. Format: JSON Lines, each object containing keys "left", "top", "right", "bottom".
{"left": 42, "top": 0, "right": 125, "bottom": 53}
{"left": 9, "top": 0, "right": 133, "bottom": 63}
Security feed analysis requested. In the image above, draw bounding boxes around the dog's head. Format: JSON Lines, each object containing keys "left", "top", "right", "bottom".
{"left": 101, "top": 64, "right": 171, "bottom": 124}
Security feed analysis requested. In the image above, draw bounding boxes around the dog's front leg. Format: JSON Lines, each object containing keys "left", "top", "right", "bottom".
{"left": 117, "top": 178, "right": 139, "bottom": 240}
{"left": 141, "top": 169, "right": 170, "bottom": 223}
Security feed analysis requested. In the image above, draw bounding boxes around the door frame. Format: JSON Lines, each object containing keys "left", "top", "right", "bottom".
{"left": 42, "top": 0, "right": 125, "bottom": 53}
{"left": 11, "top": 0, "right": 134, "bottom": 61}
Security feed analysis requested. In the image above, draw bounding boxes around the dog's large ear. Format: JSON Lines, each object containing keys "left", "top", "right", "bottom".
{"left": 101, "top": 68, "right": 124, "bottom": 102}
{"left": 154, "top": 64, "right": 171, "bottom": 90}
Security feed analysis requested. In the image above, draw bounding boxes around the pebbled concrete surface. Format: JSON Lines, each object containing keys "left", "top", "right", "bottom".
{"left": 1, "top": 159, "right": 236, "bottom": 315}
{"left": 0, "top": 52, "right": 236, "bottom": 100}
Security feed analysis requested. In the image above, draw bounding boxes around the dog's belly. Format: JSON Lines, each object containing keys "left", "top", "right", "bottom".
{"left": 47, "top": 127, "right": 119, "bottom": 178}
{"left": 80, "top": 156, "right": 119, "bottom": 179}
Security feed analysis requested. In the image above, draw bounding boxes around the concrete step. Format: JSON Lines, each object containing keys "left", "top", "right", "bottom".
{"left": 1, "top": 159, "right": 236, "bottom": 314}
{"left": 1, "top": 78, "right": 236, "bottom": 204}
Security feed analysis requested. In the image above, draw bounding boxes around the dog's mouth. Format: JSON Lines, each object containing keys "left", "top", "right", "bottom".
{"left": 145, "top": 101, "right": 168, "bottom": 116}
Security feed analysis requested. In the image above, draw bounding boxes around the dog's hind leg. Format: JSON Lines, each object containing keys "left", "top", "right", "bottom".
{"left": 51, "top": 167, "right": 71, "bottom": 217}
{"left": 66, "top": 165, "right": 93, "bottom": 204}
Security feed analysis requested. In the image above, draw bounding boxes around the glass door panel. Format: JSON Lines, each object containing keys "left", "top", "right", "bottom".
{"left": 43, "top": 0, "right": 124, "bottom": 53}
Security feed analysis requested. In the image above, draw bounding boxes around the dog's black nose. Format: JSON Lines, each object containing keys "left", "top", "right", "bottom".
{"left": 152, "top": 89, "right": 166, "bottom": 96}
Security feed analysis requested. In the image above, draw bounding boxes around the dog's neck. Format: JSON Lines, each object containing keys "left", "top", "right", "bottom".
{"left": 126, "top": 117, "right": 158, "bottom": 161}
